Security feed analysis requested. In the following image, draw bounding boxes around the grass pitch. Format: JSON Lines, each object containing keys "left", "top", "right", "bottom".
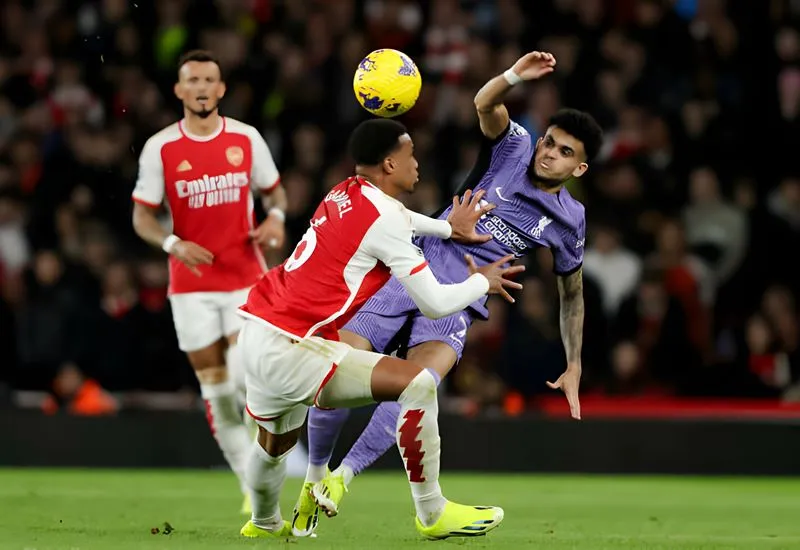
{"left": 0, "top": 469, "right": 798, "bottom": 549}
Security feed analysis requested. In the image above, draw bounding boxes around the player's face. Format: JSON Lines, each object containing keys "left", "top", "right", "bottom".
{"left": 174, "top": 61, "right": 226, "bottom": 119}
{"left": 531, "top": 127, "right": 588, "bottom": 187}
{"left": 386, "top": 134, "right": 419, "bottom": 192}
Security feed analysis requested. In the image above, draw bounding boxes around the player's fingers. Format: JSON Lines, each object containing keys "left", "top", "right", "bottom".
{"left": 188, "top": 264, "right": 203, "bottom": 277}
{"left": 501, "top": 278, "right": 523, "bottom": 291}
{"left": 461, "top": 189, "right": 472, "bottom": 205}
{"left": 469, "top": 189, "right": 485, "bottom": 206}
{"left": 464, "top": 254, "right": 477, "bottom": 272}
{"left": 546, "top": 380, "right": 560, "bottom": 389}
{"left": 567, "top": 390, "right": 581, "bottom": 420}
{"left": 493, "top": 254, "right": 516, "bottom": 267}
{"left": 473, "top": 233, "right": 493, "bottom": 243}
{"left": 452, "top": 195, "right": 459, "bottom": 209}
{"left": 498, "top": 287, "right": 515, "bottom": 304}
{"left": 478, "top": 203, "right": 496, "bottom": 216}
{"left": 502, "top": 265, "right": 526, "bottom": 276}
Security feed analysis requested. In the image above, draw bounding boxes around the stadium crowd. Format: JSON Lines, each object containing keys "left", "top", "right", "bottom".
{"left": 0, "top": 0, "right": 798, "bottom": 414}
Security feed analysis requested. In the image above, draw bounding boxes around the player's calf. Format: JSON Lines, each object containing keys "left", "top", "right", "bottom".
{"left": 243, "top": 426, "right": 300, "bottom": 534}
{"left": 189, "top": 342, "right": 251, "bottom": 494}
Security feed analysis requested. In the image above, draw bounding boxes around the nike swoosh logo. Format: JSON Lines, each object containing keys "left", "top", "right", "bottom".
{"left": 495, "top": 187, "right": 512, "bottom": 202}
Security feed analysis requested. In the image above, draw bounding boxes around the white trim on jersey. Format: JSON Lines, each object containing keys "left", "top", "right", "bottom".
{"left": 226, "top": 118, "right": 281, "bottom": 192}
{"left": 178, "top": 117, "right": 224, "bottom": 142}
{"left": 132, "top": 123, "right": 182, "bottom": 207}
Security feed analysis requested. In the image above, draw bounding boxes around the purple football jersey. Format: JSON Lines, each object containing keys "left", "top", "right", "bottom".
{"left": 415, "top": 120, "right": 586, "bottom": 319}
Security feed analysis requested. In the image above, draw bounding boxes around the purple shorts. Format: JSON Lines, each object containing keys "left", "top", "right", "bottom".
{"left": 344, "top": 277, "right": 473, "bottom": 361}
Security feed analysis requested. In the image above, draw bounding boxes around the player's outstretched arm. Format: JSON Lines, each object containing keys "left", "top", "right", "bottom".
{"left": 547, "top": 267, "right": 584, "bottom": 420}
{"left": 400, "top": 255, "right": 524, "bottom": 320}
{"left": 474, "top": 51, "right": 556, "bottom": 140}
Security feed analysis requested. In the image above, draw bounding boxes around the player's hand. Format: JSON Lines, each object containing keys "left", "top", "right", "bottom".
{"left": 511, "top": 51, "right": 556, "bottom": 81}
{"left": 171, "top": 240, "right": 214, "bottom": 277}
{"left": 465, "top": 253, "right": 525, "bottom": 303}
{"left": 250, "top": 215, "right": 285, "bottom": 251}
{"left": 447, "top": 189, "right": 495, "bottom": 244}
{"left": 547, "top": 364, "right": 582, "bottom": 420}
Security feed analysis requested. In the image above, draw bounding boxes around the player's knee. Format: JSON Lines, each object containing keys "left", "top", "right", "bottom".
{"left": 194, "top": 365, "right": 228, "bottom": 385}
{"left": 398, "top": 368, "right": 438, "bottom": 407}
{"left": 260, "top": 427, "right": 300, "bottom": 458}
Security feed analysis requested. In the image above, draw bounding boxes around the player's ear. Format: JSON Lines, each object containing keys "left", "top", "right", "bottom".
{"left": 217, "top": 81, "right": 226, "bottom": 99}
{"left": 536, "top": 136, "right": 543, "bottom": 149}
{"left": 383, "top": 156, "right": 395, "bottom": 174}
{"left": 572, "top": 162, "right": 588, "bottom": 178}
{"left": 173, "top": 82, "right": 182, "bottom": 101}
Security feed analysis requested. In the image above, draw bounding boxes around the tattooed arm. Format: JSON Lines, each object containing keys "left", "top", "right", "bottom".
{"left": 557, "top": 267, "right": 584, "bottom": 366}
{"left": 547, "top": 267, "right": 584, "bottom": 419}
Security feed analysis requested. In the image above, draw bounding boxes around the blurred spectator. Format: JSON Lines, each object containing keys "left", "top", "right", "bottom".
{"left": 583, "top": 221, "right": 641, "bottom": 318}
{"left": 683, "top": 166, "right": 748, "bottom": 287}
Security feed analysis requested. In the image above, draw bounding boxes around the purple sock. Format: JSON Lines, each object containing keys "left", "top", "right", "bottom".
{"left": 342, "top": 368, "right": 442, "bottom": 476}
{"left": 307, "top": 407, "right": 350, "bottom": 466}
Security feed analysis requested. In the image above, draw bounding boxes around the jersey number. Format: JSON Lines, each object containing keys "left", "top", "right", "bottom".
{"left": 284, "top": 226, "right": 317, "bottom": 272}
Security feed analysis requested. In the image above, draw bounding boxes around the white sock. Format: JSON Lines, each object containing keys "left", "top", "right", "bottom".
{"left": 200, "top": 380, "right": 252, "bottom": 492}
{"left": 305, "top": 463, "right": 328, "bottom": 484}
{"left": 333, "top": 464, "right": 355, "bottom": 487}
{"left": 244, "top": 441, "right": 292, "bottom": 531}
{"left": 395, "top": 369, "right": 447, "bottom": 526}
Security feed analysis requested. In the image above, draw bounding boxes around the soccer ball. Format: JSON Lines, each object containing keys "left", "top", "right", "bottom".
{"left": 353, "top": 49, "right": 422, "bottom": 118}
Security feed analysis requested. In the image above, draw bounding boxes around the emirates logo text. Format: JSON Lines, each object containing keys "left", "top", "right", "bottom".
{"left": 176, "top": 171, "right": 249, "bottom": 209}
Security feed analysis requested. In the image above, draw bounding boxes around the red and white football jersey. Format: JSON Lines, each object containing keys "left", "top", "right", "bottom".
{"left": 239, "top": 176, "right": 427, "bottom": 340}
{"left": 132, "top": 117, "right": 280, "bottom": 295}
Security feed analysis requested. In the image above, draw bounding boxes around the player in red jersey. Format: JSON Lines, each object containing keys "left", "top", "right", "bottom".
{"left": 236, "top": 119, "right": 523, "bottom": 540}
{"left": 131, "top": 50, "right": 287, "bottom": 511}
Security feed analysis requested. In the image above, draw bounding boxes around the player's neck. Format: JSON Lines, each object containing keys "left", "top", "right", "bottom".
{"left": 531, "top": 178, "right": 564, "bottom": 195}
{"left": 182, "top": 111, "right": 221, "bottom": 137}
{"left": 355, "top": 171, "right": 403, "bottom": 199}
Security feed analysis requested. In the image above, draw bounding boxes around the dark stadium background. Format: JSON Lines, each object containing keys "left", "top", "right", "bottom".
{"left": 0, "top": 0, "right": 799, "bottom": 475}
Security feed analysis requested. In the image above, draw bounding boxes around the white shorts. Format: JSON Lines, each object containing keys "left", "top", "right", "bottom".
{"left": 239, "top": 319, "right": 382, "bottom": 434}
{"left": 169, "top": 288, "right": 251, "bottom": 352}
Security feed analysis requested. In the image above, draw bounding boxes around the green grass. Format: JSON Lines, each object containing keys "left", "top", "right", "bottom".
{"left": 0, "top": 469, "right": 799, "bottom": 549}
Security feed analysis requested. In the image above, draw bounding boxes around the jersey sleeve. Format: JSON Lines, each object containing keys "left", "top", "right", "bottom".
{"left": 249, "top": 129, "right": 280, "bottom": 193}
{"left": 362, "top": 205, "right": 428, "bottom": 279}
{"left": 447, "top": 119, "right": 532, "bottom": 209}
{"left": 408, "top": 210, "right": 452, "bottom": 239}
{"left": 132, "top": 137, "right": 165, "bottom": 207}
{"left": 552, "top": 213, "right": 586, "bottom": 276}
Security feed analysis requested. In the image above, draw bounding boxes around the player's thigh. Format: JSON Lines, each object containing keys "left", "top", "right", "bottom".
{"left": 221, "top": 287, "right": 252, "bottom": 344}
{"left": 240, "top": 322, "right": 340, "bottom": 420}
{"left": 341, "top": 278, "right": 415, "bottom": 353}
{"left": 316, "top": 347, "right": 426, "bottom": 407}
{"left": 339, "top": 329, "right": 374, "bottom": 351}
{"left": 169, "top": 292, "right": 226, "bottom": 353}
{"left": 408, "top": 310, "right": 473, "bottom": 378}
{"left": 249, "top": 404, "right": 309, "bottom": 438}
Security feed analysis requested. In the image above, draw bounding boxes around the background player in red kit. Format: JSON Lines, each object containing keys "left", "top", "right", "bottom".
{"left": 131, "top": 50, "right": 287, "bottom": 512}
{"left": 236, "top": 119, "right": 524, "bottom": 540}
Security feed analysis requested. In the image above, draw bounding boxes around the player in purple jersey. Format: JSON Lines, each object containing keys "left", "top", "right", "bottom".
{"left": 291, "top": 51, "right": 604, "bottom": 535}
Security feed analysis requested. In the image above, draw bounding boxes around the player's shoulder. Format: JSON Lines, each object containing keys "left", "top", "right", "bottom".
{"left": 224, "top": 117, "right": 264, "bottom": 142}
{"left": 361, "top": 184, "right": 410, "bottom": 224}
{"left": 142, "top": 122, "right": 183, "bottom": 152}
{"left": 558, "top": 187, "right": 586, "bottom": 230}
{"left": 507, "top": 119, "right": 530, "bottom": 138}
